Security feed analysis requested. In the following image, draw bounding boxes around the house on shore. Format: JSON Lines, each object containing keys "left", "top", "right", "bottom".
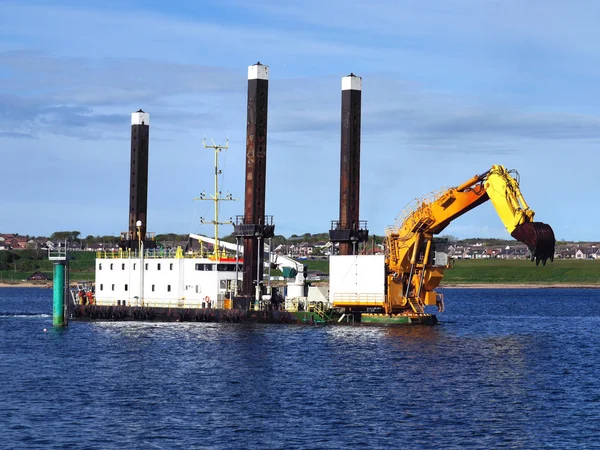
{"left": 27, "top": 271, "right": 51, "bottom": 281}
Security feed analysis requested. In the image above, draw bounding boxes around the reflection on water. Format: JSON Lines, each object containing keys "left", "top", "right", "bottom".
{"left": 1, "top": 287, "right": 599, "bottom": 448}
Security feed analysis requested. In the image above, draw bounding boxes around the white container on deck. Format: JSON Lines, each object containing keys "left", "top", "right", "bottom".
{"left": 329, "top": 255, "right": 386, "bottom": 308}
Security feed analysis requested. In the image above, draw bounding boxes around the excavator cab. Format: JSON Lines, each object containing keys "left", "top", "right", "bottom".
{"left": 511, "top": 222, "right": 556, "bottom": 266}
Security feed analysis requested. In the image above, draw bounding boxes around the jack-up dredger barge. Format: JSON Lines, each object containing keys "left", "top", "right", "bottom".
{"left": 52, "top": 63, "right": 556, "bottom": 328}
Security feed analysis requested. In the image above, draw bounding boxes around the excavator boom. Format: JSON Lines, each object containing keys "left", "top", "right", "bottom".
{"left": 482, "top": 165, "right": 555, "bottom": 265}
{"left": 384, "top": 164, "right": 556, "bottom": 315}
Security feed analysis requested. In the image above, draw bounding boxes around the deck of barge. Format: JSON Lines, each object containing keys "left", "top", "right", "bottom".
{"left": 70, "top": 305, "right": 437, "bottom": 326}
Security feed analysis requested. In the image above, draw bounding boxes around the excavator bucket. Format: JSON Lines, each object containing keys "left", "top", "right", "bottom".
{"left": 511, "top": 222, "right": 556, "bottom": 266}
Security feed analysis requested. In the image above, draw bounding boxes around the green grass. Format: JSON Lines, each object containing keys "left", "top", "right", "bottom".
{"left": 300, "top": 258, "right": 600, "bottom": 285}
{"left": 443, "top": 259, "right": 600, "bottom": 285}
{"left": 300, "top": 259, "right": 329, "bottom": 273}
{"left": 0, "top": 270, "right": 94, "bottom": 282}
{"left": 272, "top": 258, "right": 600, "bottom": 285}
{"left": 0, "top": 251, "right": 96, "bottom": 283}
{"left": 2, "top": 251, "right": 598, "bottom": 286}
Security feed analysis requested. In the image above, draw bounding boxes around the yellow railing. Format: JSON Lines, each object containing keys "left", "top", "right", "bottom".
{"left": 286, "top": 299, "right": 299, "bottom": 312}
{"left": 332, "top": 293, "right": 386, "bottom": 307}
{"left": 389, "top": 190, "right": 446, "bottom": 237}
{"left": 95, "top": 247, "right": 240, "bottom": 260}
{"left": 407, "top": 296, "right": 425, "bottom": 314}
{"left": 313, "top": 302, "right": 331, "bottom": 322}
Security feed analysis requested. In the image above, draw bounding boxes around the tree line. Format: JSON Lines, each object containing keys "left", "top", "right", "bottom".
{"left": 23, "top": 230, "right": 569, "bottom": 249}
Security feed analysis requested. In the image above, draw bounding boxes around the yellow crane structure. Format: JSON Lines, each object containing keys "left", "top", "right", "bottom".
{"left": 384, "top": 165, "right": 556, "bottom": 315}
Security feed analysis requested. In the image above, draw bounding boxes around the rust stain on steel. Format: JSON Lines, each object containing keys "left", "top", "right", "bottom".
{"left": 339, "top": 88, "right": 362, "bottom": 255}
{"left": 243, "top": 76, "right": 269, "bottom": 295}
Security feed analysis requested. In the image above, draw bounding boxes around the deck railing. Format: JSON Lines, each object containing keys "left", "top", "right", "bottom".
{"left": 332, "top": 293, "right": 386, "bottom": 307}
{"left": 93, "top": 298, "right": 225, "bottom": 309}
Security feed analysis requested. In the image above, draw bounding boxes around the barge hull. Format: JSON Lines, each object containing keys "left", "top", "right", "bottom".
{"left": 70, "top": 305, "right": 437, "bottom": 326}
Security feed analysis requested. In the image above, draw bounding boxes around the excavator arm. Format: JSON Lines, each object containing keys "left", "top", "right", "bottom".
{"left": 384, "top": 165, "right": 555, "bottom": 315}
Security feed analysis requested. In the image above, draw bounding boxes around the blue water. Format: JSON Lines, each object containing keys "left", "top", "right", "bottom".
{"left": 1, "top": 288, "right": 599, "bottom": 449}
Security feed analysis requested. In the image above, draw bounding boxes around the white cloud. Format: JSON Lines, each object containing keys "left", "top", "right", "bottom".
{"left": 0, "top": 1, "right": 598, "bottom": 240}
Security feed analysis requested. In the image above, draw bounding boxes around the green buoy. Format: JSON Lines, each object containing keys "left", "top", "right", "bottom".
{"left": 52, "top": 262, "right": 65, "bottom": 327}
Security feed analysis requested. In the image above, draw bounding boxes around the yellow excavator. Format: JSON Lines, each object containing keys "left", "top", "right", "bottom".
{"left": 385, "top": 165, "right": 556, "bottom": 315}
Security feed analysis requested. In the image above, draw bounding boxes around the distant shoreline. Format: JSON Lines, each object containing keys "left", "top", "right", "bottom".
{"left": 0, "top": 282, "right": 54, "bottom": 289}
{"left": 1, "top": 281, "right": 599, "bottom": 290}
{"left": 440, "top": 283, "right": 600, "bottom": 289}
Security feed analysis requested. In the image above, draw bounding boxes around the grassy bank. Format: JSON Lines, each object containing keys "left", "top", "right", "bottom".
{"left": 302, "top": 258, "right": 600, "bottom": 281}
{"left": 301, "top": 258, "right": 600, "bottom": 286}
{"left": 1, "top": 250, "right": 598, "bottom": 286}
{"left": 0, "top": 250, "right": 96, "bottom": 283}
{"left": 442, "top": 259, "right": 600, "bottom": 285}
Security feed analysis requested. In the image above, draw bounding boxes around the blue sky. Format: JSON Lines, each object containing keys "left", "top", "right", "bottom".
{"left": 1, "top": 0, "right": 599, "bottom": 241}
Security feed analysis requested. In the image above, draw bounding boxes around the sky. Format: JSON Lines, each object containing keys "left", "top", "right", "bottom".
{"left": 1, "top": 0, "right": 599, "bottom": 241}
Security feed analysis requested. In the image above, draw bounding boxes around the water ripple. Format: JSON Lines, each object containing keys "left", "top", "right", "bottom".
{"left": 1, "top": 287, "right": 599, "bottom": 448}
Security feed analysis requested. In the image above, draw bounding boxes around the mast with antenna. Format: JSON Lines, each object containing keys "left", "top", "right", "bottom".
{"left": 195, "top": 139, "right": 236, "bottom": 259}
